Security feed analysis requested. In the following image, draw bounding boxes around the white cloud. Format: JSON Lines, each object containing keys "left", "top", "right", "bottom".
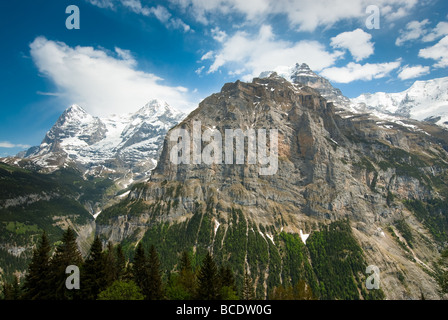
{"left": 0, "top": 141, "right": 31, "bottom": 149}
{"left": 205, "top": 25, "right": 341, "bottom": 81}
{"left": 30, "top": 37, "right": 193, "bottom": 116}
{"left": 86, "top": 0, "right": 115, "bottom": 9}
{"left": 169, "top": 0, "right": 417, "bottom": 31}
{"left": 419, "top": 35, "right": 448, "bottom": 68}
{"left": 396, "top": 20, "right": 448, "bottom": 46}
{"left": 422, "top": 21, "right": 448, "bottom": 42}
{"left": 395, "top": 19, "right": 430, "bottom": 46}
{"left": 121, "top": 0, "right": 151, "bottom": 15}
{"left": 397, "top": 65, "right": 430, "bottom": 80}
{"left": 118, "top": 1, "right": 191, "bottom": 32}
{"left": 195, "top": 66, "right": 205, "bottom": 75}
{"left": 320, "top": 61, "right": 401, "bottom": 83}
{"left": 330, "top": 29, "right": 374, "bottom": 62}
{"left": 211, "top": 27, "right": 228, "bottom": 42}
{"left": 149, "top": 5, "right": 172, "bottom": 22}
{"left": 201, "top": 51, "right": 214, "bottom": 60}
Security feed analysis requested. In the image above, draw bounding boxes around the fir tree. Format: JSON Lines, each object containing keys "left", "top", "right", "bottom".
{"left": 48, "top": 227, "right": 83, "bottom": 300}
{"left": 103, "top": 242, "right": 118, "bottom": 286}
{"left": 115, "top": 243, "right": 126, "bottom": 281}
{"left": 178, "top": 251, "right": 195, "bottom": 299}
{"left": 3, "top": 276, "right": 21, "bottom": 300}
{"left": 147, "top": 245, "right": 163, "bottom": 300}
{"left": 196, "top": 251, "right": 219, "bottom": 300}
{"left": 219, "top": 265, "right": 238, "bottom": 300}
{"left": 133, "top": 242, "right": 150, "bottom": 299}
{"left": 22, "top": 232, "right": 52, "bottom": 300}
{"left": 81, "top": 236, "right": 107, "bottom": 300}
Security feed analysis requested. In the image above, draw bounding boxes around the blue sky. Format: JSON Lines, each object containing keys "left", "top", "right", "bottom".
{"left": 0, "top": 0, "right": 447, "bottom": 156}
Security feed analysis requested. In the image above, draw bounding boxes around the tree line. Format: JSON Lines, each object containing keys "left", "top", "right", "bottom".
{"left": 0, "top": 228, "right": 263, "bottom": 300}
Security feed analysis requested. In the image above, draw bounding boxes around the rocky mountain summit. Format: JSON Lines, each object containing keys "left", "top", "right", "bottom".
{"left": 97, "top": 73, "right": 448, "bottom": 299}
{"left": 10, "top": 100, "right": 185, "bottom": 187}
{"left": 260, "top": 63, "right": 351, "bottom": 107}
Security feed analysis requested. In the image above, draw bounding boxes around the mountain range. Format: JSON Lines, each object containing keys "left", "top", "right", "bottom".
{"left": 8, "top": 100, "right": 185, "bottom": 189}
{"left": 1, "top": 63, "right": 448, "bottom": 300}
{"left": 264, "top": 63, "right": 448, "bottom": 129}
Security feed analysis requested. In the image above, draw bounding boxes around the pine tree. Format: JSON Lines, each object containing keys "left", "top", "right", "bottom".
{"left": 178, "top": 251, "right": 195, "bottom": 299}
{"left": 3, "top": 276, "right": 21, "bottom": 300}
{"left": 196, "top": 251, "right": 219, "bottom": 300}
{"left": 22, "top": 232, "right": 52, "bottom": 300}
{"left": 115, "top": 243, "right": 126, "bottom": 281}
{"left": 103, "top": 242, "right": 118, "bottom": 286}
{"left": 133, "top": 242, "right": 150, "bottom": 299}
{"left": 147, "top": 245, "right": 163, "bottom": 300}
{"left": 219, "top": 265, "right": 238, "bottom": 300}
{"left": 48, "top": 227, "right": 83, "bottom": 300}
{"left": 81, "top": 236, "right": 107, "bottom": 300}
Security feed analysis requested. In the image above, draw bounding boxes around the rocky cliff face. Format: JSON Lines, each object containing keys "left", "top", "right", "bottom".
{"left": 97, "top": 73, "right": 448, "bottom": 299}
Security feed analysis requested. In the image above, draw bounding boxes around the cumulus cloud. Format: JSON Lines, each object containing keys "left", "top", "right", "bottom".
{"left": 330, "top": 29, "right": 374, "bottom": 62}
{"left": 395, "top": 19, "right": 431, "bottom": 46}
{"left": 419, "top": 35, "right": 448, "bottom": 68}
{"left": 30, "top": 37, "right": 192, "bottom": 116}
{"left": 397, "top": 65, "right": 430, "bottom": 80}
{"left": 320, "top": 61, "right": 401, "bottom": 83}
{"left": 169, "top": 0, "right": 417, "bottom": 31}
{"left": 204, "top": 25, "right": 341, "bottom": 81}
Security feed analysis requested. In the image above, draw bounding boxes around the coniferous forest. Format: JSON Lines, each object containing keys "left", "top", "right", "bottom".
{"left": 0, "top": 227, "right": 321, "bottom": 301}
{"left": 0, "top": 227, "right": 317, "bottom": 301}
{"left": 0, "top": 219, "right": 396, "bottom": 301}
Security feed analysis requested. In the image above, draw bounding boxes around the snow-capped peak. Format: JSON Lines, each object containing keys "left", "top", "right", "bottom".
{"left": 352, "top": 77, "right": 448, "bottom": 128}
{"left": 258, "top": 62, "right": 351, "bottom": 107}
{"left": 136, "top": 99, "right": 183, "bottom": 119}
{"left": 23, "top": 100, "right": 186, "bottom": 175}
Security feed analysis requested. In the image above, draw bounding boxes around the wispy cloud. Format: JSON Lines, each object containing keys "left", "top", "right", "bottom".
{"left": 0, "top": 141, "right": 31, "bottom": 149}
{"left": 30, "top": 36, "right": 193, "bottom": 115}
{"left": 320, "top": 61, "right": 401, "bottom": 83}
{"left": 89, "top": 0, "right": 192, "bottom": 32}
{"left": 86, "top": 0, "right": 115, "bottom": 9}
{"left": 169, "top": 0, "right": 418, "bottom": 31}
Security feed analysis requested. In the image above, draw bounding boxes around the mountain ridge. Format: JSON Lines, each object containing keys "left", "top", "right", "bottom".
{"left": 96, "top": 73, "right": 448, "bottom": 299}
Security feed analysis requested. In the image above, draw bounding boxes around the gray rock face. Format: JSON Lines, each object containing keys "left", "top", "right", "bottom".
{"left": 290, "top": 63, "right": 351, "bottom": 107}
